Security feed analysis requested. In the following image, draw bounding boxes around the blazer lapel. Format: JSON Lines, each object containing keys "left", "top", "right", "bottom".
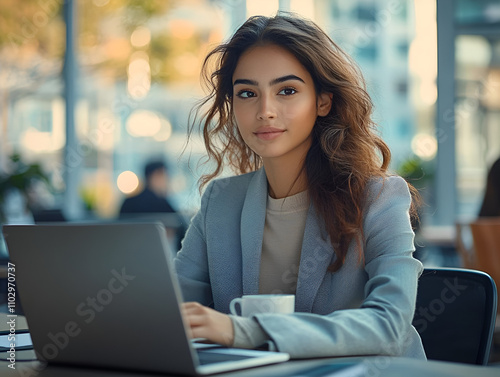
{"left": 295, "top": 204, "right": 335, "bottom": 312}
{"left": 240, "top": 168, "right": 268, "bottom": 294}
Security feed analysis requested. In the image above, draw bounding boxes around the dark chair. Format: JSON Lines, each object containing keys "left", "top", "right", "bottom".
{"left": 412, "top": 268, "right": 497, "bottom": 365}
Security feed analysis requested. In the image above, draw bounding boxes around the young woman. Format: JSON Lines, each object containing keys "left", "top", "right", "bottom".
{"left": 175, "top": 14, "right": 426, "bottom": 359}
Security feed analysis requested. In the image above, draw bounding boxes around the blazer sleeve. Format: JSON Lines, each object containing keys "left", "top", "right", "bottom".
{"left": 174, "top": 182, "right": 214, "bottom": 306}
{"left": 253, "top": 176, "right": 424, "bottom": 358}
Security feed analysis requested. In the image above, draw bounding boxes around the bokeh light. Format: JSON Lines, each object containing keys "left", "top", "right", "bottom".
{"left": 411, "top": 133, "right": 438, "bottom": 160}
{"left": 126, "top": 110, "right": 161, "bottom": 137}
{"left": 127, "top": 51, "right": 151, "bottom": 99}
{"left": 154, "top": 118, "right": 173, "bottom": 142}
{"left": 117, "top": 171, "right": 139, "bottom": 194}
{"left": 409, "top": 0, "right": 437, "bottom": 107}
{"left": 130, "top": 26, "right": 151, "bottom": 48}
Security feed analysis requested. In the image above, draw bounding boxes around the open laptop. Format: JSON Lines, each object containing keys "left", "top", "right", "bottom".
{"left": 2, "top": 223, "right": 289, "bottom": 375}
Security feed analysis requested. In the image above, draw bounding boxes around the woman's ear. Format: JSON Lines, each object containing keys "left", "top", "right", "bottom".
{"left": 317, "top": 92, "right": 333, "bottom": 116}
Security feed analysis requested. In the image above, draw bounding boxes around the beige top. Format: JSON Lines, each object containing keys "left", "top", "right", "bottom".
{"left": 258, "top": 190, "right": 309, "bottom": 294}
{"left": 232, "top": 190, "right": 309, "bottom": 349}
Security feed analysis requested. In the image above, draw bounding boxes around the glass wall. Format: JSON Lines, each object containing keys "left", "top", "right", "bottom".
{"left": 454, "top": 0, "right": 500, "bottom": 219}
{"left": 0, "top": 0, "right": 66, "bottom": 213}
{"left": 73, "top": 0, "right": 232, "bottom": 217}
{"left": 3, "top": 0, "right": 496, "bottom": 230}
{"left": 0, "top": 0, "right": 421, "bottom": 222}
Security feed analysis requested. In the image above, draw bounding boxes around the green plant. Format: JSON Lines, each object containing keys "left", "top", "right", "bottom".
{"left": 0, "top": 153, "right": 51, "bottom": 222}
{"left": 397, "top": 155, "right": 435, "bottom": 190}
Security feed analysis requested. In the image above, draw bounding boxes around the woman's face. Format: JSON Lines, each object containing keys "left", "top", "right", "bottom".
{"left": 232, "top": 44, "right": 331, "bottom": 166}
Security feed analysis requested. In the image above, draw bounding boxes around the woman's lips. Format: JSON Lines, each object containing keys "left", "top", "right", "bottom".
{"left": 254, "top": 128, "right": 285, "bottom": 140}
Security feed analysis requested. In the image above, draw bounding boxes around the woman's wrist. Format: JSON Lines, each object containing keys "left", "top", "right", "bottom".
{"left": 229, "top": 315, "right": 271, "bottom": 349}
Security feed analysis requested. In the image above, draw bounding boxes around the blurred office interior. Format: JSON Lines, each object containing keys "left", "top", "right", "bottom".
{"left": 0, "top": 0, "right": 499, "bottom": 266}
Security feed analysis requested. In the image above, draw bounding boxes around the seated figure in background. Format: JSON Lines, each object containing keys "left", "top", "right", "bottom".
{"left": 478, "top": 157, "right": 500, "bottom": 217}
{"left": 120, "top": 160, "right": 185, "bottom": 251}
{"left": 120, "top": 160, "right": 176, "bottom": 214}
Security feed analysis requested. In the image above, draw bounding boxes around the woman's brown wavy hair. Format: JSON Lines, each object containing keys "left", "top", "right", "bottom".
{"left": 189, "top": 13, "right": 419, "bottom": 271}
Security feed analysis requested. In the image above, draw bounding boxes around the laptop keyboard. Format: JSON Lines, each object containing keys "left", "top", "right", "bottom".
{"left": 197, "top": 350, "right": 254, "bottom": 365}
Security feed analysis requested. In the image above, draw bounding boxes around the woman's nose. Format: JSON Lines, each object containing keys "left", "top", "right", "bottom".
{"left": 257, "top": 95, "right": 277, "bottom": 120}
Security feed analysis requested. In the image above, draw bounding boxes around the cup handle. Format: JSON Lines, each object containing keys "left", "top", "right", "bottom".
{"left": 229, "top": 298, "right": 242, "bottom": 316}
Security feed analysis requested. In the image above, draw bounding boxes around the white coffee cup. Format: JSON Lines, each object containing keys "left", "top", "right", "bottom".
{"left": 229, "top": 294, "right": 295, "bottom": 317}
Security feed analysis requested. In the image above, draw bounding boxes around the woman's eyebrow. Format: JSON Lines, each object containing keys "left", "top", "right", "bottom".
{"left": 270, "top": 74, "right": 305, "bottom": 86}
{"left": 233, "top": 78, "right": 258, "bottom": 86}
{"left": 233, "top": 74, "right": 305, "bottom": 87}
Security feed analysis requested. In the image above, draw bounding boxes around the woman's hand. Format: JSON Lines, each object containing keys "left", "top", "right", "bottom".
{"left": 181, "top": 302, "right": 234, "bottom": 346}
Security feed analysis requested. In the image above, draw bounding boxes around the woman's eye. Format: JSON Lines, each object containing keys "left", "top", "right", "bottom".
{"left": 278, "top": 88, "right": 297, "bottom": 96}
{"left": 236, "top": 90, "right": 255, "bottom": 98}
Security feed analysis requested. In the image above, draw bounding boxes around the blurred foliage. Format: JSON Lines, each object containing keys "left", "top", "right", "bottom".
{"left": 79, "top": 186, "right": 97, "bottom": 211}
{"left": 78, "top": 0, "right": 204, "bottom": 83}
{"left": 397, "top": 155, "right": 435, "bottom": 190}
{"left": 0, "top": 0, "right": 209, "bottom": 83}
{"left": 0, "top": 0, "right": 65, "bottom": 59}
{"left": 0, "top": 153, "right": 52, "bottom": 221}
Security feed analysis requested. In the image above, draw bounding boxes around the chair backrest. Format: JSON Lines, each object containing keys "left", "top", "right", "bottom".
{"left": 412, "top": 268, "right": 497, "bottom": 365}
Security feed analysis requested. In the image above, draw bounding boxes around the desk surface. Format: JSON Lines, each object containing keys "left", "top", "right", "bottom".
{"left": 0, "top": 314, "right": 498, "bottom": 377}
{"left": 0, "top": 355, "right": 498, "bottom": 377}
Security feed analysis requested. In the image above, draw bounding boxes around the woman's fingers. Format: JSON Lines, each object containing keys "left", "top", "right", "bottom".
{"left": 182, "top": 302, "right": 206, "bottom": 327}
{"left": 181, "top": 302, "right": 234, "bottom": 346}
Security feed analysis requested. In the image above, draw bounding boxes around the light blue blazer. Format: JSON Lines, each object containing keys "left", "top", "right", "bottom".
{"left": 174, "top": 168, "right": 426, "bottom": 359}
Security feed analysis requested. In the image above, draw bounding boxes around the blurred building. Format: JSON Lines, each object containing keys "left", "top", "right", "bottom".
{"left": 317, "top": 0, "right": 417, "bottom": 166}
{"left": 1, "top": 0, "right": 499, "bottom": 228}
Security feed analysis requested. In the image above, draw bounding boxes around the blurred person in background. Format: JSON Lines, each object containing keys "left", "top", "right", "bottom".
{"left": 120, "top": 160, "right": 185, "bottom": 250}
{"left": 120, "top": 160, "right": 176, "bottom": 214}
{"left": 478, "top": 157, "right": 500, "bottom": 217}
